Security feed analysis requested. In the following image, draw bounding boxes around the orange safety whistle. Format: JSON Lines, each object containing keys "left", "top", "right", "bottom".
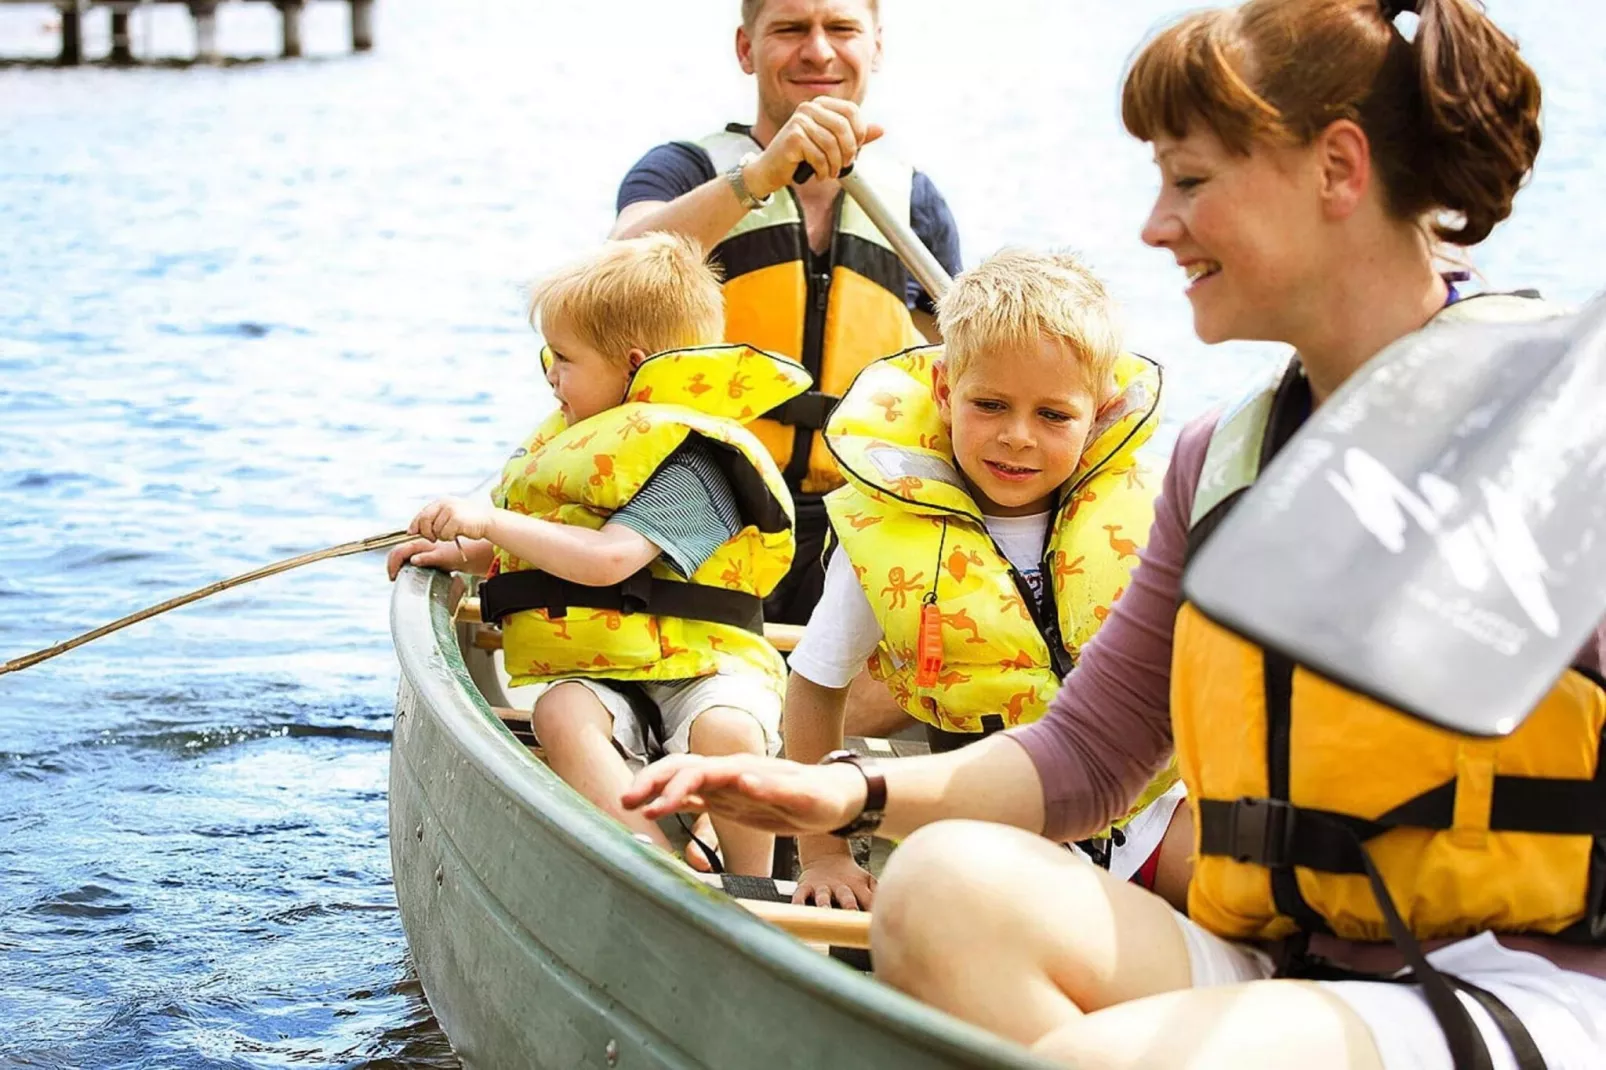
{"left": 915, "top": 596, "right": 943, "bottom": 688}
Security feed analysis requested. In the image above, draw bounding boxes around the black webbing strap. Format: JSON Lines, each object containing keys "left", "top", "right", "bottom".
{"left": 1450, "top": 978, "right": 1548, "bottom": 1069}
{"left": 478, "top": 569, "right": 764, "bottom": 634}
{"left": 763, "top": 390, "right": 840, "bottom": 431}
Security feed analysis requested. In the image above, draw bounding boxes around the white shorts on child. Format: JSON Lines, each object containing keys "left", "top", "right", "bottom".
{"left": 504, "top": 674, "right": 783, "bottom": 768}
{"left": 1174, "top": 917, "right": 1606, "bottom": 1068}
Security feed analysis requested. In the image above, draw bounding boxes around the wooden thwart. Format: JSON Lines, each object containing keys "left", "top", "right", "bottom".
{"left": 736, "top": 898, "right": 872, "bottom": 949}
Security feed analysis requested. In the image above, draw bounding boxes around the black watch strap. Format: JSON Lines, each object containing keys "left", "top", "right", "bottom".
{"left": 820, "top": 749, "right": 886, "bottom": 838}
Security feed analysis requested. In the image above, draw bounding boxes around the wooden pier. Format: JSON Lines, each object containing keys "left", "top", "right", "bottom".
{"left": 6, "top": 0, "right": 374, "bottom": 64}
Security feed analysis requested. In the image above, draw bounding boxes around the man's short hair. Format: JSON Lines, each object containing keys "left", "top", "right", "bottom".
{"left": 528, "top": 233, "right": 725, "bottom": 361}
{"left": 937, "top": 248, "right": 1123, "bottom": 397}
{"left": 741, "top": 0, "right": 880, "bottom": 30}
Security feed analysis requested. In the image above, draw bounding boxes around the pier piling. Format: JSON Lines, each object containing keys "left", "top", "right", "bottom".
{"left": 350, "top": 0, "right": 371, "bottom": 51}
{"left": 109, "top": 4, "right": 132, "bottom": 63}
{"left": 57, "top": 2, "right": 83, "bottom": 65}
{"left": 276, "top": 0, "right": 303, "bottom": 58}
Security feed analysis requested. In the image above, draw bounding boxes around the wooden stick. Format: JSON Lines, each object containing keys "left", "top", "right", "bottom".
{"left": 0, "top": 530, "right": 414, "bottom": 677}
{"left": 736, "top": 898, "right": 872, "bottom": 949}
{"left": 457, "top": 597, "right": 805, "bottom": 652}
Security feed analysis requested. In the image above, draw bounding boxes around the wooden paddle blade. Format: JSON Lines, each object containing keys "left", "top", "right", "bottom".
{"left": 1182, "top": 296, "right": 1606, "bottom": 737}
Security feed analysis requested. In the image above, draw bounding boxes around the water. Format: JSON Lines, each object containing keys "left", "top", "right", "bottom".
{"left": 1, "top": 0, "right": 1602, "bottom": 1064}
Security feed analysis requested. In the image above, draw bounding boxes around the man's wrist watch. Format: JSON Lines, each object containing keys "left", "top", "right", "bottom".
{"left": 725, "top": 152, "right": 771, "bottom": 211}
{"left": 820, "top": 749, "right": 886, "bottom": 838}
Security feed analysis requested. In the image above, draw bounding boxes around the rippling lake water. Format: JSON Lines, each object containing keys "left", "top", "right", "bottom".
{"left": 2, "top": 0, "right": 1602, "bottom": 1064}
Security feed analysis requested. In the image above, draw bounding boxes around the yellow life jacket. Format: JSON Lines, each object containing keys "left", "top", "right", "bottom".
{"left": 480, "top": 344, "right": 809, "bottom": 690}
{"left": 824, "top": 344, "right": 1163, "bottom": 731}
{"left": 1174, "top": 293, "right": 1606, "bottom": 946}
{"left": 696, "top": 126, "right": 928, "bottom": 496}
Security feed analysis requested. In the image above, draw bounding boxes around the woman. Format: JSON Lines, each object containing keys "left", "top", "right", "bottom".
{"left": 624, "top": 0, "right": 1606, "bottom": 1065}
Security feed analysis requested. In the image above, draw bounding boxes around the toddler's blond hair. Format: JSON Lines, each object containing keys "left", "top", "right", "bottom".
{"left": 528, "top": 232, "right": 724, "bottom": 361}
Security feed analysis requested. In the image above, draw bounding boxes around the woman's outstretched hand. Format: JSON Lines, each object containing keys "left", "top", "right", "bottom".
{"left": 621, "top": 754, "right": 867, "bottom": 837}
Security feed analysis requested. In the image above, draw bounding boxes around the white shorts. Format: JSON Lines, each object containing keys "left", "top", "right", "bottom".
{"left": 1175, "top": 917, "right": 1606, "bottom": 1069}
{"left": 505, "top": 674, "right": 783, "bottom": 768}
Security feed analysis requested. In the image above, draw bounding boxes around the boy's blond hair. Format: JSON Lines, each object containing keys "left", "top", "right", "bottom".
{"left": 937, "top": 248, "right": 1122, "bottom": 399}
{"left": 528, "top": 232, "right": 725, "bottom": 362}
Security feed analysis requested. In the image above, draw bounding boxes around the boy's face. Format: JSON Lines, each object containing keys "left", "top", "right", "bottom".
{"left": 542, "top": 317, "right": 641, "bottom": 426}
{"left": 936, "top": 337, "right": 1101, "bottom": 517}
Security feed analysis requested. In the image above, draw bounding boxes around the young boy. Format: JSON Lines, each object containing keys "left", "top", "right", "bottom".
{"left": 783, "top": 248, "right": 1185, "bottom": 907}
{"left": 387, "top": 232, "right": 810, "bottom": 877}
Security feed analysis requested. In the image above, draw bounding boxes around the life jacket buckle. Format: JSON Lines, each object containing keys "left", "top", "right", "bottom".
{"left": 1225, "top": 796, "right": 1295, "bottom": 867}
{"left": 618, "top": 571, "right": 654, "bottom": 616}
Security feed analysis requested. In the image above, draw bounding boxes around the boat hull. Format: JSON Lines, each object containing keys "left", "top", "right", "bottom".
{"left": 388, "top": 566, "right": 1046, "bottom": 1069}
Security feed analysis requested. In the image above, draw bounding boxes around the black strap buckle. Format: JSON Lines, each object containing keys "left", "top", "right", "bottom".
{"left": 1225, "top": 797, "right": 1295, "bottom": 866}
{"left": 763, "top": 390, "right": 839, "bottom": 431}
{"left": 618, "top": 571, "right": 653, "bottom": 615}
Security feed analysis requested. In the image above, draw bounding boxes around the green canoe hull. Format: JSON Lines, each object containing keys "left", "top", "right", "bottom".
{"left": 388, "top": 566, "right": 1049, "bottom": 1069}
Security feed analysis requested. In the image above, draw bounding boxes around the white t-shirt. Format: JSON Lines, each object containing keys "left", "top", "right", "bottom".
{"left": 788, "top": 511, "right": 1053, "bottom": 689}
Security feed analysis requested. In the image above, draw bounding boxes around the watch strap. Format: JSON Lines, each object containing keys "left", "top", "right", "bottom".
{"left": 820, "top": 750, "right": 886, "bottom": 838}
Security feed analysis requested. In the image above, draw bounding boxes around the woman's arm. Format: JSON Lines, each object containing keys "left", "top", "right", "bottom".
{"left": 622, "top": 416, "right": 1217, "bottom": 841}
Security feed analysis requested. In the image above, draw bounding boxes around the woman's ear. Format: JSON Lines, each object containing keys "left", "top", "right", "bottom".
{"left": 1315, "top": 118, "right": 1372, "bottom": 222}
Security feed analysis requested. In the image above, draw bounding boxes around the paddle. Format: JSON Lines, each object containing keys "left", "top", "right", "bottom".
{"left": 1181, "top": 293, "right": 1606, "bottom": 737}
{"left": 791, "top": 161, "right": 953, "bottom": 299}
{"left": 0, "top": 530, "right": 416, "bottom": 677}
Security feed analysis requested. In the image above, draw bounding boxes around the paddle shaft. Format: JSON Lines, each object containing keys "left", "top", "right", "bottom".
{"left": 793, "top": 161, "right": 953, "bottom": 301}
{"left": 0, "top": 530, "right": 415, "bottom": 677}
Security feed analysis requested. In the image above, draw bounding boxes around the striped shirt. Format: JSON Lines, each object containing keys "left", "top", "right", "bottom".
{"left": 610, "top": 439, "right": 743, "bottom": 577}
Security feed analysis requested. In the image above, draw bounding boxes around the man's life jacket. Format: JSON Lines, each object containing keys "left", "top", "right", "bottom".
{"left": 693, "top": 126, "right": 927, "bottom": 496}
{"left": 479, "top": 344, "right": 808, "bottom": 690}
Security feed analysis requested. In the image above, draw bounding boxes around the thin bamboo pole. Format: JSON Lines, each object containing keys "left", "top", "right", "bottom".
{"left": 0, "top": 531, "right": 413, "bottom": 677}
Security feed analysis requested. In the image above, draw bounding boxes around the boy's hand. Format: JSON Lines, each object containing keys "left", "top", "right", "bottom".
{"left": 793, "top": 853, "right": 877, "bottom": 911}
{"left": 621, "top": 753, "right": 867, "bottom": 836}
{"left": 746, "top": 98, "right": 884, "bottom": 198}
{"left": 386, "top": 536, "right": 489, "bottom": 581}
{"left": 410, "top": 496, "right": 496, "bottom": 542}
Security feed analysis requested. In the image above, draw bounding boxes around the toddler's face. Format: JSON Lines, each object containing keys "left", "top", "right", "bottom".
{"left": 937, "top": 337, "right": 1100, "bottom": 517}
{"left": 542, "top": 317, "right": 634, "bottom": 426}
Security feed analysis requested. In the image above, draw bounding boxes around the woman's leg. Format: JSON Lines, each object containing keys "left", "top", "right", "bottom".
{"left": 686, "top": 705, "right": 775, "bottom": 876}
{"left": 1034, "top": 980, "right": 1384, "bottom": 1070}
{"left": 530, "top": 682, "right": 670, "bottom": 848}
{"left": 872, "top": 820, "right": 1195, "bottom": 1045}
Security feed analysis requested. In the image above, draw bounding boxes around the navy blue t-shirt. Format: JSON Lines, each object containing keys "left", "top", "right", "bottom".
{"left": 616, "top": 140, "right": 963, "bottom": 315}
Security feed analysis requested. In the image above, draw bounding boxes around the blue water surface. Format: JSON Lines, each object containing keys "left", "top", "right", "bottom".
{"left": 2, "top": 0, "right": 1602, "bottom": 1065}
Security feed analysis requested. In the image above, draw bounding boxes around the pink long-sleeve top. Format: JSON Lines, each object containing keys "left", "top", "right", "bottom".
{"left": 1009, "top": 410, "right": 1606, "bottom": 974}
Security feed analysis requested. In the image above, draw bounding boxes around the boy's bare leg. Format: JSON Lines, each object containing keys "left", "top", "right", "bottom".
{"left": 842, "top": 669, "right": 915, "bottom": 740}
{"left": 686, "top": 706, "right": 775, "bottom": 876}
{"left": 531, "top": 683, "right": 670, "bottom": 849}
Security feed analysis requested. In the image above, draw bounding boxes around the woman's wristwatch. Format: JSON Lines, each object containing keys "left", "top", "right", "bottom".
{"left": 819, "top": 749, "right": 886, "bottom": 837}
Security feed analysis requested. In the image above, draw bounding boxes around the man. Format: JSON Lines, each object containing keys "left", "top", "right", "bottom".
{"left": 611, "top": 0, "right": 963, "bottom": 627}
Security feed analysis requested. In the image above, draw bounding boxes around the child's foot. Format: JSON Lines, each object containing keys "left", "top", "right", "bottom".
{"left": 683, "top": 815, "right": 722, "bottom": 872}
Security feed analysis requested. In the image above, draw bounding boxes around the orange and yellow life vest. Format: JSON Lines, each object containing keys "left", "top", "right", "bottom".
{"left": 696, "top": 127, "right": 926, "bottom": 495}
{"left": 1174, "top": 293, "right": 1606, "bottom": 946}
{"left": 824, "top": 344, "right": 1163, "bottom": 733}
{"left": 482, "top": 344, "right": 808, "bottom": 690}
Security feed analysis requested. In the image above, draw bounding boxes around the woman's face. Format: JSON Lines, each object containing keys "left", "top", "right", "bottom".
{"left": 1141, "top": 126, "right": 1329, "bottom": 345}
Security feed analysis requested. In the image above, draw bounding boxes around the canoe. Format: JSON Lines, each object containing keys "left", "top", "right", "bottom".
{"left": 388, "top": 564, "right": 1051, "bottom": 1069}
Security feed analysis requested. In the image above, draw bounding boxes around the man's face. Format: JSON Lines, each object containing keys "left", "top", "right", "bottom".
{"left": 737, "top": 0, "right": 882, "bottom": 129}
